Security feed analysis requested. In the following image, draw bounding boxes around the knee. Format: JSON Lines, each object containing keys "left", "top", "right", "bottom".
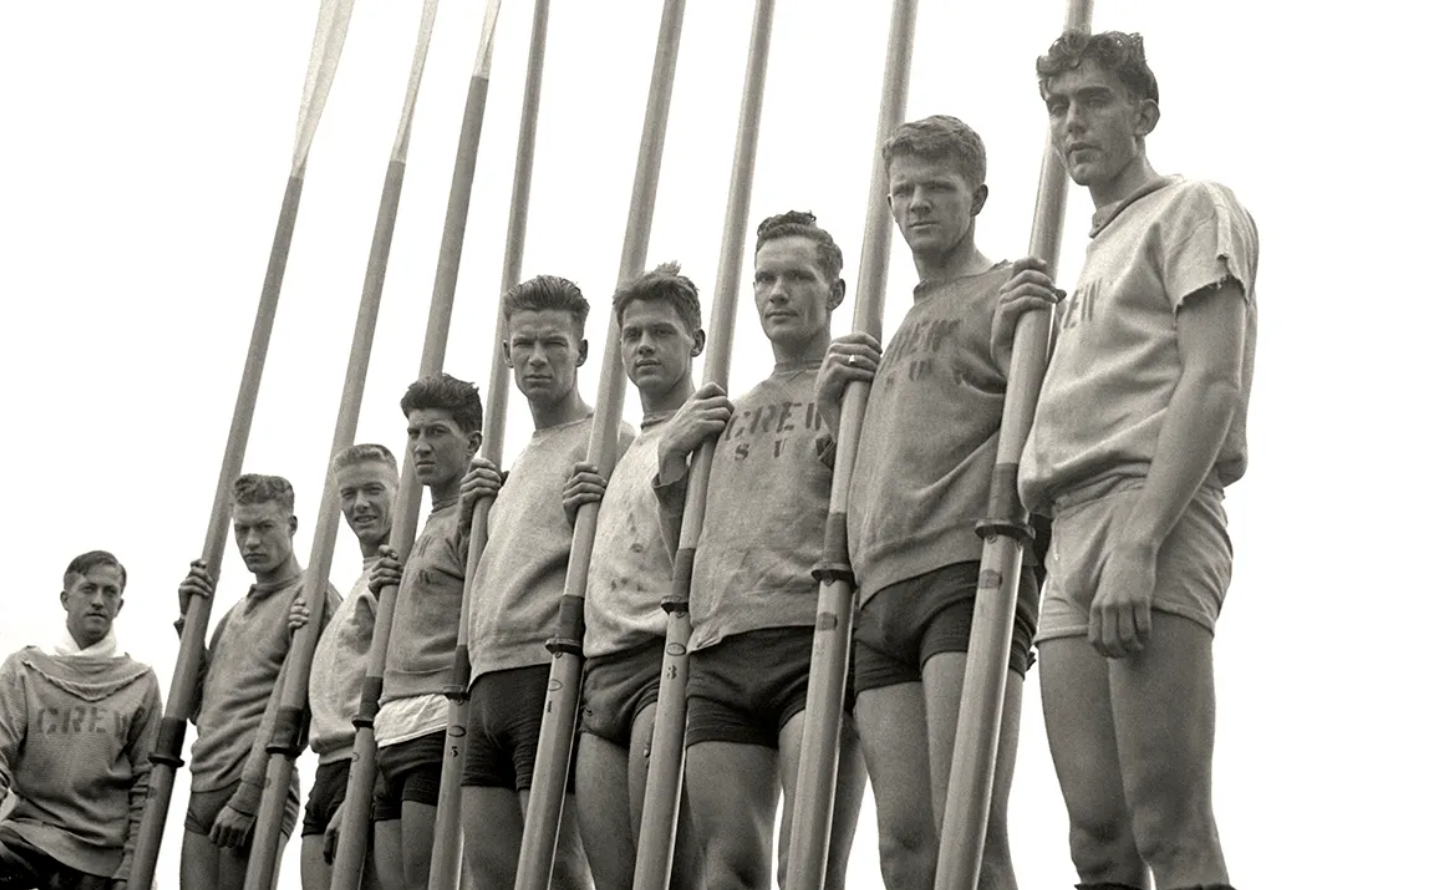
{"left": 1129, "top": 798, "right": 1219, "bottom": 871}
{"left": 703, "top": 846, "right": 771, "bottom": 890}
{"left": 875, "top": 827, "right": 935, "bottom": 890}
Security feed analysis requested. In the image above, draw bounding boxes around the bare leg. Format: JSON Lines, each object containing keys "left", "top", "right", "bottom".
{"left": 373, "top": 819, "right": 404, "bottom": 890}
{"left": 576, "top": 732, "right": 633, "bottom": 890}
{"left": 853, "top": 682, "right": 933, "bottom": 890}
{"left": 1039, "top": 637, "right": 1148, "bottom": 888}
{"left": 686, "top": 741, "right": 779, "bottom": 890}
{"left": 400, "top": 801, "right": 437, "bottom": 890}
{"left": 1109, "top": 614, "right": 1228, "bottom": 889}
{"left": 461, "top": 787, "right": 523, "bottom": 890}
{"left": 301, "top": 835, "right": 329, "bottom": 890}
{"left": 921, "top": 651, "right": 1023, "bottom": 890}
{"left": 516, "top": 789, "right": 592, "bottom": 890}
{"left": 777, "top": 710, "right": 866, "bottom": 890}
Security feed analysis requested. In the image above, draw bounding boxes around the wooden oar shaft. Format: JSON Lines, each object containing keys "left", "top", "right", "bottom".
{"left": 783, "top": 4, "right": 917, "bottom": 889}
{"left": 512, "top": 4, "right": 688, "bottom": 890}
{"left": 932, "top": 6, "right": 1093, "bottom": 890}
{"left": 632, "top": 4, "right": 775, "bottom": 887}
{"left": 129, "top": 163, "right": 308, "bottom": 890}
{"left": 427, "top": 3, "right": 551, "bottom": 887}
{"left": 247, "top": 68, "right": 424, "bottom": 888}
{"left": 331, "top": 9, "right": 501, "bottom": 885}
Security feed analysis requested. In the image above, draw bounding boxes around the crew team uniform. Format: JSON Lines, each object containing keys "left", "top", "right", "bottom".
{"left": 1020, "top": 176, "right": 1258, "bottom": 638}
{"left": 373, "top": 497, "right": 466, "bottom": 821}
{"left": 848, "top": 263, "right": 1041, "bottom": 691}
{"left": 464, "top": 416, "right": 633, "bottom": 793}
{"left": 0, "top": 632, "right": 161, "bottom": 888}
{"left": 187, "top": 573, "right": 336, "bottom": 844}
{"left": 656, "top": 361, "right": 836, "bottom": 749}
{"left": 303, "top": 556, "right": 379, "bottom": 839}
{"left": 580, "top": 411, "right": 675, "bottom": 746}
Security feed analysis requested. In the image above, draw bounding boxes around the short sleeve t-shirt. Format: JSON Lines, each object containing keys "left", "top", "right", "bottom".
{"left": 584, "top": 413, "right": 673, "bottom": 658}
{"left": 1020, "top": 176, "right": 1259, "bottom": 512}
{"left": 682, "top": 363, "right": 832, "bottom": 652}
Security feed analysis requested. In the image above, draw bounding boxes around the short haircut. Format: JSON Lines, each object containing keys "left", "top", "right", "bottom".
{"left": 882, "top": 115, "right": 987, "bottom": 186}
{"left": 755, "top": 210, "right": 844, "bottom": 282}
{"left": 63, "top": 550, "right": 127, "bottom": 591}
{"left": 613, "top": 261, "right": 702, "bottom": 332}
{"left": 331, "top": 443, "right": 399, "bottom": 475}
{"left": 399, "top": 372, "right": 483, "bottom": 435}
{"left": 503, "top": 274, "right": 590, "bottom": 334}
{"left": 1036, "top": 30, "right": 1159, "bottom": 104}
{"left": 232, "top": 473, "right": 295, "bottom": 513}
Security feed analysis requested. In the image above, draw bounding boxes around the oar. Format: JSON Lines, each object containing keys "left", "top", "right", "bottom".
{"left": 241, "top": 3, "right": 441, "bottom": 887}
{"left": 329, "top": 3, "right": 505, "bottom": 887}
{"left": 782, "top": 2, "right": 918, "bottom": 888}
{"left": 630, "top": 2, "right": 775, "bottom": 888}
{"left": 931, "top": 4, "right": 1093, "bottom": 889}
{"left": 127, "top": 3, "right": 356, "bottom": 887}
{"left": 426, "top": 1, "right": 552, "bottom": 887}
{"left": 511, "top": 3, "right": 688, "bottom": 888}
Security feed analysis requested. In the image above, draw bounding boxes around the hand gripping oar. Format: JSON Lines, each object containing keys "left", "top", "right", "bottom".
{"left": 629, "top": 3, "right": 775, "bottom": 889}
{"left": 127, "top": 4, "right": 356, "bottom": 887}
{"left": 241, "top": 3, "right": 442, "bottom": 888}
{"left": 511, "top": 3, "right": 688, "bottom": 889}
{"left": 329, "top": 4, "right": 505, "bottom": 888}
{"left": 931, "top": 4, "right": 1093, "bottom": 889}
{"left": 426, "top": 2, "right": 552, "bottom": 887}
{"left": 782, "top": 3, "right": 917, "bottom": 889}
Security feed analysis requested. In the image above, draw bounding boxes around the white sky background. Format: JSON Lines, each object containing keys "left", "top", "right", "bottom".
{"left": 2, "top": 1, "right": 1442, "bottom": 887}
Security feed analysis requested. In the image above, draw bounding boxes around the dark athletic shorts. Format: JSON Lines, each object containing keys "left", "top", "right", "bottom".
{"left": 686, "top": 626, "right": 836, "bottom": 749}
{"left": 581, "top": 639, "right": 664, "bottom": 747}
{"left": 302, "top": 759, "right": 352, "bottom": 836}
{"left": 853, "top": 561, "right": 1039, "bottom": 696}
{"left": 461, "top": 665, "right": 576, "bottom": 793}
{"left": 184, "top": 780, "right": 299, "bottom": 840}
{"left": 372, "top": 730, "right": 445, "bottom": 821}
{"left": 0, "top": 823, "right": 108, "bottom": 890}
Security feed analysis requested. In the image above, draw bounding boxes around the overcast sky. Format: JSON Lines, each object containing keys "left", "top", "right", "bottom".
{"left": 2, "top": 1, "right": 1441, "bottom": 887}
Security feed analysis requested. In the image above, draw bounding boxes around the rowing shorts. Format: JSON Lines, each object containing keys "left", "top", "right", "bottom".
{"left": 853, "top": 561, "right": 1038, "bottom": 695}
{"left": 461, "top": 665, "right": 576, "bottom": 792}
{"left": 301, "top": 760, "right": 351, "bottom": 836}
{"left": 372, "top": 730, "right": 445, "bottom": 821}
{"left": 1036, "top": 484, "right": 1232, "bottom": 643}
{"left": 581, "top": 639, "right": 664, "bottom": 747}
{"left": 686, "top": 626, "right": 841, "bottom": 749}
{"left": 184, "top": 780, "right": 299, "bottom": 840}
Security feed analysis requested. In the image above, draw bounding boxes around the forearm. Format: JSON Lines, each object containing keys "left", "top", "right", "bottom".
{"left": 1119, "top": 372, "right": 1238, "bottom": 549}
{"left": 652, "top": 471, "right": 688, "bottom": 558}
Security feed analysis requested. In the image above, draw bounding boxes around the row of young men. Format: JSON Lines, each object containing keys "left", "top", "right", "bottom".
{"left": 0, "top": 30, "right": 1256, "bottom": 890}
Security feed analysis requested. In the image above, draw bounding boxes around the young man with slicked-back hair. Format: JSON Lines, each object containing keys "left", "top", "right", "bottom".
{"left": 817, "top": 114, "right": 1053, "bottom": 890}
{"left": 657, "top": 212, "right": 867, "bottom": 890}
{"left": 365, "top": 374, "right": 482, "bottom": 890}
{"left": 458, "top": 274, "right": 614, "bottom": 890}
{"left": 288, "top": 443, "right": 398, "bottom": 890}
{"left": 562, "top": 263, "right": 704, "bottom": 890}
{"left": 177, "top": 474, "right": 341, "bottom": 890}
{"left": 0, "top": 550, "right": 161, "bottom": 890}
{"left": 1010, "top": 31, "right": 1258, "bottom": 890}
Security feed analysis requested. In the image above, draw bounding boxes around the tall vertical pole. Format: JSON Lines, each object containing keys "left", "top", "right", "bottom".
{"left": 242, "top": 3, "right": 441, "bottom": 888}
{"left": 511, "top": 3, "right": 688, "bottom": 888}
{"left": 933, "top": 5, "right": 1093, "bottom": 888}
{"left": 630, "top": 3, "right": 775, "bottom": 888}
{"left": 128, "top": 4, "right": 357, "bottom": 887}
{"left": 783, "top": 3, "right": 917, "bottom": 888}
{"left": 426, "top": 2, "right": 552, "bottom": 887}
{"left": 329, "top": 4, "right": 505, "bottom": 887}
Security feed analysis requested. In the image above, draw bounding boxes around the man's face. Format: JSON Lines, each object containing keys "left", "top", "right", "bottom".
{"left": 887, "top": 152, "right": 982, "bottom": 258}
{"left": 335, "top": 460, "right": 397, "bottom": 549}
{"left": 504, "top": 309, "right": 586, "bottom": 407}
{"left": 405, "top": 408, "right": 475, "bottom": 490}
{"left": 61, "top": 564, "right": 124, "bottom": 648}
{"left": 619, "top": 298, "right": 699, "bottom": 398}
{"left": 1043, "top": 59, "right": 1153, "bottom": 188}
{"left": 753, "top": 236, "right": 839, "bottom": 349}
{"left": 232, "top": 500, "right": 296, "bottom": 577}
